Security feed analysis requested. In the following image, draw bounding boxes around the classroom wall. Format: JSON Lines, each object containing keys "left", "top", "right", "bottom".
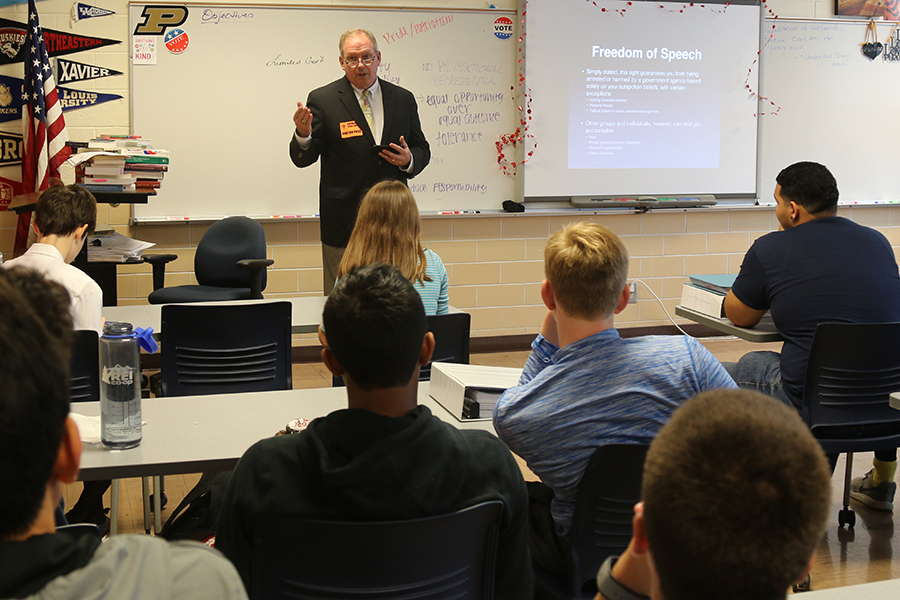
{"left": 0, "top": 0, "right": 886, "bottom": 339}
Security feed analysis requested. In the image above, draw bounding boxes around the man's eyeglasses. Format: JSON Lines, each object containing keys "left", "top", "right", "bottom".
{"left": 344, "top": 55, "right": 376, "bottom": 67}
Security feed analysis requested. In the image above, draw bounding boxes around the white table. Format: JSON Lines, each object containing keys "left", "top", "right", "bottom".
{"left": 72, "top": 386, "right": 493, "bottom": 534}
{"left": 800, "top": 579, "right": 900, "bottom": 599}
{"left": 102, "top": 296, "right": 328, "bottom": 335}
{"left": 73, "top": 386, "right": 492, "bottom": 482}
{"left": 675, "top": 305, "right": 783, "bottom": 343}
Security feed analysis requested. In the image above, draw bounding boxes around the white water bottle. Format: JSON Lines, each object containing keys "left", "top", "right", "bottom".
{"left": 100, "top": 321, "right": 142, "bottom": 449}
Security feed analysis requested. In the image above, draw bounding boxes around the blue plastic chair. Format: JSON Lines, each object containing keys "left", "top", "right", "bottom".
{"left": 250, "top": 501, "right": 502, "bottom": 600}
{"left": 800, "top": 322, "right": 900, "bottom": 528}
{"left": 534, "top": 444, "right": 649, "bottom": 600}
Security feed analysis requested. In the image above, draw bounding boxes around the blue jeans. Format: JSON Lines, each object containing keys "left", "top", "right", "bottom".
{"left": 722, "top": 351, "right": 795, "bottom": 409}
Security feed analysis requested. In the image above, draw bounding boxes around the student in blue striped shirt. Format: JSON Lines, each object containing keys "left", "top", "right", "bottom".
{"left": 493, "top": 222, "right": 736, "bottom": 577}
{"left": 337, "top": 180, "right": 448, "bottom": 315}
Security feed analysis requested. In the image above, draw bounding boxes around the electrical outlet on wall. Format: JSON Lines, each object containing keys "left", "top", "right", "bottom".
{"left": 628, "top": 281, "right": 637, "bottom": 304}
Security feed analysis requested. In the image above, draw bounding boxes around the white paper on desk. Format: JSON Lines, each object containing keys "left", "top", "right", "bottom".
{"left": 70, "top": 413, "right": 102, "bottom": 444}
{"left": 65, "top": 151, "right": 125, "bottom": 167}
{"left": 88, "top": 232, "right": 155, "bottom": 262}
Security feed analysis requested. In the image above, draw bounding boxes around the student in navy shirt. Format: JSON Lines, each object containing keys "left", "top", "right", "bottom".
{"left": 724, "top": 161, "right": 900, "bottom": 511}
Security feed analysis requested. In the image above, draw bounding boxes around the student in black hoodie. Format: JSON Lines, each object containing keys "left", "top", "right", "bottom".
{"left": 215, "top": 263, "right": 533, "bottom": 599}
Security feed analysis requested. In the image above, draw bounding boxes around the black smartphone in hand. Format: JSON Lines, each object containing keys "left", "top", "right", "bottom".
{"left": 372, "top": 144, "right": 394, "bottom": 154}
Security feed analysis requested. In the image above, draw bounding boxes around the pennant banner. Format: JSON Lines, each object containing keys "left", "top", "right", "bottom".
{"left": 0, "top": 76, "right": 125, "bottom": 120}
{"left": 56, "top": 57, "right": 122, "bottom": 84}
{"left": 72, "top": 3, "right": 115, "bottom": 22}
{"left": 58, "top": 86, "right": 122, "bottom": 111}
{"left": 0, "top": 173, "right": 22, "bottom": 208}
{"left": 0, "top": 74, "right": 21, "bottom": 123}
{"left": 0, "top": 130, "right": 22, "bottom": 167}
{"left": 0, "top": 17, "right": 120, "bottom": 65}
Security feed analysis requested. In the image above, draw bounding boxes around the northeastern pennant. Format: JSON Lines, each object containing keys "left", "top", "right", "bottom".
{"left": 0, "top": 16, "right": 119, "bottom": 65}
{"left": 18, "top": 0, "right": 71, "bottom": 254}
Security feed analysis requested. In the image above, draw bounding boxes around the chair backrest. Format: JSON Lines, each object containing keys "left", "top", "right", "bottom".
{"left": 160, "top": 302, "right": 292, "bottom": 397}
{"left": 250, "top": 501, "right": 503, "bottom": 600}
{"left": 421, "top": 312, "right": 471, "bottom": 381}
{"left": 70, "top": 330, "right": 100, "bottom": 402}
{"left": 195, "top": 216, "right": 268, "bottom": 290}
{"left": 331, "top": 311, "right": 471, "bottom": 387}
{"left": 566, "top": 444, "right": 649, "bottom": 599}
{"left": 802, "top": 322, "right": 900, "bottom": 453}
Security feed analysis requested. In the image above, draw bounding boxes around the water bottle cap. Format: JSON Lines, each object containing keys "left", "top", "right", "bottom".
{"left": 135, "top": 326, "right": 158, "bottom": 354}
{"left": 102, "top": 321, "right": 134, "bottom": 337}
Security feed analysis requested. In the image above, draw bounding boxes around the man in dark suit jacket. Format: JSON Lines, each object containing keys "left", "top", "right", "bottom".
{"left": 290, "top": 28, "right": 430, "bottom": 294}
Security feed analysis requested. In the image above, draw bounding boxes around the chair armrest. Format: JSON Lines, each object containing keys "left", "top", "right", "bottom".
{"left": 237, "top": 259, "right": 274, "bottom": 299}
{"left": 142, "top": 254, "right": 179, "bottom": 291}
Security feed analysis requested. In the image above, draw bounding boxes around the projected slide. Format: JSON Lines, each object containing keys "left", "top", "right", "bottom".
{"left": 524, "top": 0, "right": 760, "bottom": 198}
{"left": 573, "top": 52, "right": 718, "bottom": 169}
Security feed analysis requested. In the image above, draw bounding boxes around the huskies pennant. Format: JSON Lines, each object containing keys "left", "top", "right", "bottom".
{"left": 0, "top": 16, "right": 119, "bottom": 65}
{"left": 55, "top": 57, "right": 122, "bottom": 84}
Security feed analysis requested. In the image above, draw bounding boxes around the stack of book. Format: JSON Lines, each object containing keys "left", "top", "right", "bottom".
{"left": 73, "top": 135, "right": 169, "bottom": 193}
{"left": 123, "top": 151, "right": 168, "bottom": 191}
{"left": 680, "top": 274, "right": 737, "bottom": 318}
{"left": 76, "top": 154, "right": 134, "bottom": 192}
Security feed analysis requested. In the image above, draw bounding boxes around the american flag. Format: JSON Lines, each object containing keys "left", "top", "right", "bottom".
{"left": 16, "top": 0, "right": 71, "bottom": 252}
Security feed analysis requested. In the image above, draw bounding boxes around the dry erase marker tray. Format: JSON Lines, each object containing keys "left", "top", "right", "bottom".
{"left": 569, "top": 195, "right": 716, "bottom": 208}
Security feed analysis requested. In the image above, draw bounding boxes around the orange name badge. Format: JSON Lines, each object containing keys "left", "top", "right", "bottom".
{"left": 340, "top": 121, "right": 364, "bottom": 138}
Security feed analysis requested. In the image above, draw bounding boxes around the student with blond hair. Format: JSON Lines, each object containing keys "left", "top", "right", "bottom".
{"left": 493, "top": 222, "right": 736, "bottom": 577}
{"left": 337, "top": 180, "right": 448, "bottom": 314}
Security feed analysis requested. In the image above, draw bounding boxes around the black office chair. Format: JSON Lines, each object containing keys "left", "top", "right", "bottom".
{"left": 332, "top": 312, "right": 471, "bottom": 387}
{"left": 143, "top": 302, "right": 293, "bottom": 531}
{"left": 250, "top": 500, "right": 502, "bottom": 600}
{"left": 71, "top": 330, "right": 100, "bottom": 403}
{"left": 67, "top": 330, "right": 117, "bottom": 534}
{"left": 145, "top": 216, "right": 274, "bottom": 304}
{"left": 534, "top": 444, "right": 649, "bottom": 600}
{"left": 159, "top": 301, "right": 293, "bottom": 396}
{"left": 800, "top": 322, "right": 900, "bottom": 529}
{"left": 421, "top": 312, "right": 471, "bottom": 380}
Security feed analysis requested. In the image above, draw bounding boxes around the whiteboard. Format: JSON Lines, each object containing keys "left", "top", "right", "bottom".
{"left": 758, "top": 19, "right": 900, "bottom": 202}
{"left": 129, "top": 5, "right": 517, "bottom": 221}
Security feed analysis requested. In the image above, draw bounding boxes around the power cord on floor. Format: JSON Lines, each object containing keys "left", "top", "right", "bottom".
{"left": 632, "top": 279, "right": 693, "bottom": 337}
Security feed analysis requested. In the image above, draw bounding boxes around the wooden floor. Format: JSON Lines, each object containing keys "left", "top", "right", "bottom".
{"left": 63, "top": 336, "right": 900, "bottom": 592}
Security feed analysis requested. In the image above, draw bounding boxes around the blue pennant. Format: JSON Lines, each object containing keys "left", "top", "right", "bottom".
{"left": 0, "top": 73, "right": 22, "bottom": 123}
{"left": 58, "top": 86, "right": 123, "bottom": 111}
{"left": 73, "top": 3, "right": 115, "bottom": 21}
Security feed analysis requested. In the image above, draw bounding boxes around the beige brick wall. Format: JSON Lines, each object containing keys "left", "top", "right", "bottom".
{"left": 17, "top": 205, "right": 879, "bottom": 338}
